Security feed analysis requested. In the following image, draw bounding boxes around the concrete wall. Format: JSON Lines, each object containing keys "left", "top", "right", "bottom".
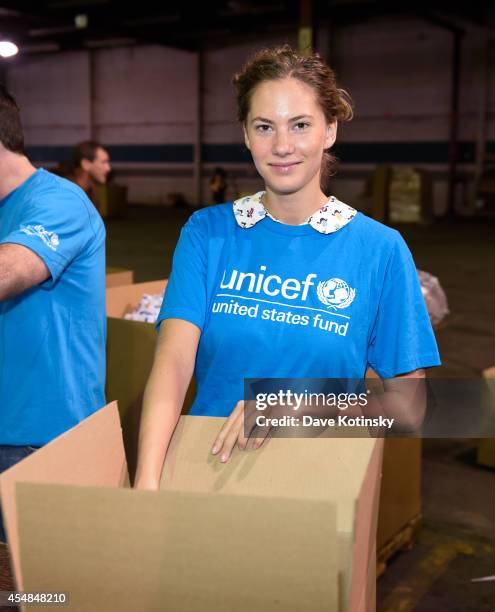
{"left": 4, "top": 16, "right": 494, "bottom": 215}
{"left": 8, "top": 51, "right": 92, "bottom": 145}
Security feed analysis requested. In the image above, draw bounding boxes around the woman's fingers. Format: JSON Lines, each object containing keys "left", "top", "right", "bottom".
{"left": 211, "top": 401, "right": 244, "bottom": 457}
{"left": 243, "top": 399, "right": 260, "bottom": 437}
{"left": 245, "top": 435, "right": 262, "bottom": 451}
{"left": 245, "top": 424, "right": 271, "bottom": 451}
{"left": 211, "top": 400, "right": 268, "bottom": 462}
{"left": 217, "top": 410, "right": 244, "bottom": 462}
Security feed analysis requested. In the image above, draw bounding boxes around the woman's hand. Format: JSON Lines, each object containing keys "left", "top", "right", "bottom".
{"left": 211, "top": 400, "right": 268, "bottom": 463}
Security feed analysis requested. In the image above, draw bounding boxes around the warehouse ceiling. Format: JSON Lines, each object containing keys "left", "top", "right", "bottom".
{"left": 0, "top": 1, "right": 493, "bottom": 54}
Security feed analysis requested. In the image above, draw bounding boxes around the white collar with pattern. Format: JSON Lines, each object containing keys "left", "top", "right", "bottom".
{"left": 232, "top": 191, "right": 357, "bottom": 234}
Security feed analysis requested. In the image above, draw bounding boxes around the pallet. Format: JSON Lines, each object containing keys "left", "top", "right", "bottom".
{"left": 377, "top": 514, "right": 422, "bottom": 577}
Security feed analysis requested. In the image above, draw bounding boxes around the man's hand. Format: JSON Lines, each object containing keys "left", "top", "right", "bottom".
{"left": 0, "top": 243, "right": 50, "bottom": 301}
{"left": 211, "top": 400, "right": 269, "bottom": 463}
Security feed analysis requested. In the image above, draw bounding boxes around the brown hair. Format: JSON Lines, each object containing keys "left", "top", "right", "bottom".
{"left": 73, "top": 140, "right": 105, "bottom": 167}
{"left": 0, "top": 84, "right": 25, "bottom": 155}
{"left": 232, "top": 45, "right": 353, "bottom": 190}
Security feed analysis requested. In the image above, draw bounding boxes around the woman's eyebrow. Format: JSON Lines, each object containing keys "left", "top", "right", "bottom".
{"left": 290, "top": 115, "right": 314, "bottom": 121}
{"left": 251, "top": 116, "right": 274, "bottom": 124}
{"left": 251, "top": 114, "right": 314, "bottom": 124}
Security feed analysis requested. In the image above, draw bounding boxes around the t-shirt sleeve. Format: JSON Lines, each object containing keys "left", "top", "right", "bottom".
{"left": 0, "top": 190, "right": 96, "bottom": 286}
{"left": 367, "top": 233, "right": 441, "bottom": 378}
{"left": 156, "top": 212, "right": 207, "bottom": 331}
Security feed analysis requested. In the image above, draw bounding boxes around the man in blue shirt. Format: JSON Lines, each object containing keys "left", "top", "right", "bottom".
{"left": 0, "top": 85, "right": 106, "bottom": 541}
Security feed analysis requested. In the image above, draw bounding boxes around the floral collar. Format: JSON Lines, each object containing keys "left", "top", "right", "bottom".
{"left": 232, "top": 191, "right": 357, "bottom": 234}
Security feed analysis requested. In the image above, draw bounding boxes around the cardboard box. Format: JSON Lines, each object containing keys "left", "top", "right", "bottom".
{"left": 0, "top": 403, "right": 127, "bottom": 595}
{"left": 106, "top": 280, "right": 196, "bottom": 480}
{"left": 477, "top": 439, "right": 495, "bottom": 468}
{"left": 365, "top": 369, "right": 422, "bottom": 553}
{"left": 105, "top": 267, "right": 134, "bottom": 288}
{"left": 477, "top": 366, "right": 495, "bottom": 469}
{"left": 0, "top": 403, "right": 383, "bottom": 612}
{"left": 96, "top": 183, "right": 127, "bottom": 219}
{"left": 106, "top": 280, "right": 167, "bottom": 479}
{"left": 377, "top": 438, "right": 422, "bottom": 550}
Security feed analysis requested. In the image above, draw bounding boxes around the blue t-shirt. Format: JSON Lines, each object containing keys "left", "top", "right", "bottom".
{"left": 0, "top": 168, "right": 106, "bottom": 445}
{"left": 157, "top": 203, "right": 441, "bottom": 417}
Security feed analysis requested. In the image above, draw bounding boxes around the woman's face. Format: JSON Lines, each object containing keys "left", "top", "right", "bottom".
{"left": 243, "top": 77, "right": 336, "bottom": 196}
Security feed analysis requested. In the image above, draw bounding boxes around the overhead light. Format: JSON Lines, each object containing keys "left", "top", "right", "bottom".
{"left": 75, "top": 14, "right": 88, "bottom": 29}
{"left": 0, "top": 41, "right": 18, "bottom": 58}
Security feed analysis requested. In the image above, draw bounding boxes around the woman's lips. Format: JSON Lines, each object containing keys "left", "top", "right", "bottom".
{"left": 268, "top": 161, "right": 302, "bottom": 174}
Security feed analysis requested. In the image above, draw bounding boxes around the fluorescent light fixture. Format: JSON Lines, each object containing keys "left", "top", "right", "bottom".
{"left": 0, "top": 41, "right": 18, "bottom": 58}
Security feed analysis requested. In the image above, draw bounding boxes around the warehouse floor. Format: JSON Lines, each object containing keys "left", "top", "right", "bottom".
{"left": 1, "top": 204, "right": 494, "bottom": 611}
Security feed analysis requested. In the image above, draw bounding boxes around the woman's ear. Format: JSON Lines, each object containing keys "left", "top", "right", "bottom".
{"left": 324, "top": 121, "right": 337, "bottom": 149}
{"left": 243, "top": 123, "right": 251, "bottom": 151}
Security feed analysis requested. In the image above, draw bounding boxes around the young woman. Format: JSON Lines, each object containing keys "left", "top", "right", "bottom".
{"left": 135, "top": 45, "right": 440, "bottom": 489}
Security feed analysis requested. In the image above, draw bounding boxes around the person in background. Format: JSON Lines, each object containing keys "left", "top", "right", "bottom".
{"left": 0, "top": 86, "right": 107, "bottom": 542}
{"left": 68, "top": 140, "right": 112, "bottom": 211}
{"left": 209, "top": 166, "right": 228, "bottom": 204}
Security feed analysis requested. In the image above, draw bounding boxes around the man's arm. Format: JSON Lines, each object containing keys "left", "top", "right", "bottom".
{"left": 0, "top": 243, "right": 50, "bottom": 301}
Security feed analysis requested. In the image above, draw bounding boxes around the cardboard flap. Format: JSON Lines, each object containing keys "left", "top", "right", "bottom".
{"left": 16, "top": 483, "right": 338, "bottom": 612}
{"left": 106, "top": 280, "right": 167, "bottom": 318}
{"left": 105, "top": 267, "right": 134, "bottom": 288}
{"left": 163, "top": 417, "right": 379, "bottom": 612}
{"left": 349, "top": 438, "right": 384, "bottom": 612}
{"left": 0, "top": 402, "right": 126, "bottom": 590}
{"left": 162, "top": 416, "right": 376, "bottom": 532}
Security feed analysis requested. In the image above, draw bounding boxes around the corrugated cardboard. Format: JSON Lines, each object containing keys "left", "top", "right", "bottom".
{"left": 1, "top": 403, "right": 382, "bottom": 612}
{"left": 96, "top": 183, "right": 127, "bottom": 219}
{"left": 477, "top": 366, "right": 495, "bottom": 468}
{"left": 0, "top": 401, "right": 126, "bottom": 591}
{"left": 106, "top": 280, "right": 168, "bottom": 479}
{"left": 106, "top": 279, "right": 166, "bottom": 320}
{"left": 366, "top": 368, "right": 422, "bottom": 553}
{"left": 106, "top": 279, "right": 197, "bottom": 480}
{"left": 105, "top": 266, "right": 134, "bottom": 288}
{"left": 17, "top": 485, "right": 337, "bottom": 612}
{"left": 478, "top": 439, "right": 495, "bottom": 468}
{"left": 377, "top": 438, "right": 422, "bottom": 550}
{"left": 160, "top": 416, "right": 382, "bottom": 612}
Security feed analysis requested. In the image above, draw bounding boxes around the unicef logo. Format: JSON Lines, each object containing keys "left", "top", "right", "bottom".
{"left": 317, "top": 278, "right": 356, "bottom": 310}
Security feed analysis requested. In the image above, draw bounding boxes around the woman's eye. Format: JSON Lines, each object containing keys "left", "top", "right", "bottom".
{"left": 255, "top": 124, "right": 272, "bottom": 133}
{"left": 294, "top": 122, "right": 310, "bottom": 131}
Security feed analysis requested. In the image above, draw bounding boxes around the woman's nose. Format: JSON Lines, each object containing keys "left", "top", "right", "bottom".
{"left": 272, "top": 130, "right": 295, "bottom": 156}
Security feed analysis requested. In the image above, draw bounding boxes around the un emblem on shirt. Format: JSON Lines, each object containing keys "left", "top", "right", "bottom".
{"left": 317, "top": 278, "right": 356, "bottom": 310}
